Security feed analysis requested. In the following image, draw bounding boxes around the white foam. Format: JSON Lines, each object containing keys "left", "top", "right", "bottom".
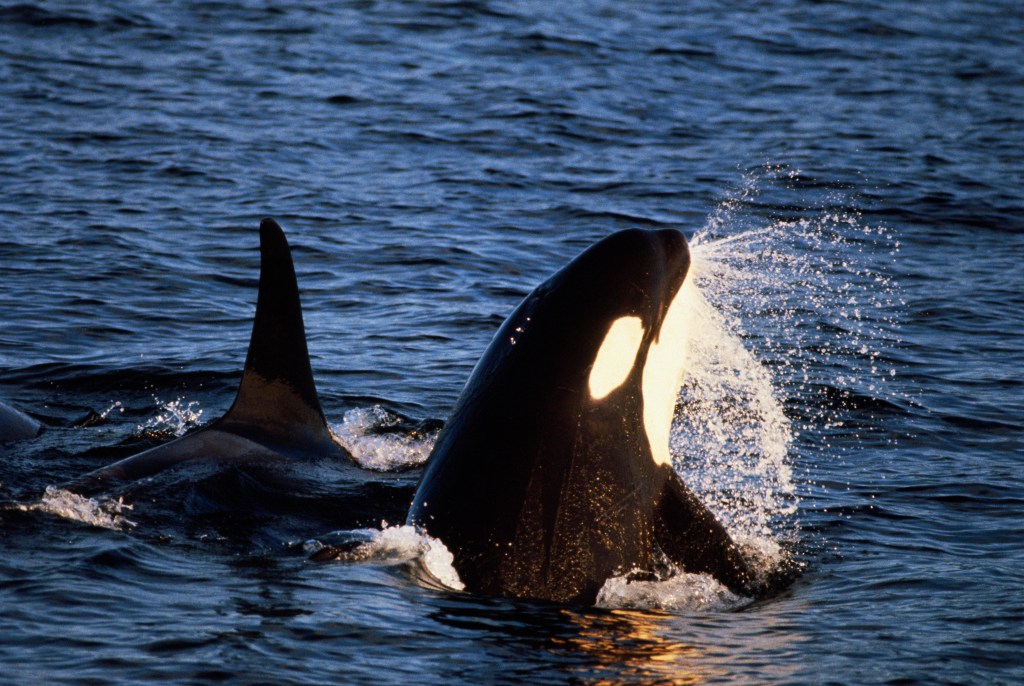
{"left": 332, "top": 406, "right": 436, "bottom": 471}
{"left": 596, "top": 569, "right": 747, "bottom": 612}
{"left": 320, "top": 524, "right": 465, "bottom": 591}
{"left": 16, "top": 486, "right": 136, "bottom": 530}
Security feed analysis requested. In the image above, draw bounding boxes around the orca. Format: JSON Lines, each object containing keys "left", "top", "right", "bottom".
{"left": 71, "top": 219, "right": 350, "bottom": 493}
{"left": 407, "top": 228, "right": 755, "bottom": 604}
{"left": 0, "top": 399, "right": 42, "bottom": 442}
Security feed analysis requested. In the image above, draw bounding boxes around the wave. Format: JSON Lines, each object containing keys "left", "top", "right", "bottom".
{"left": 0, "top": 3, "right": 151, "bottom": 31}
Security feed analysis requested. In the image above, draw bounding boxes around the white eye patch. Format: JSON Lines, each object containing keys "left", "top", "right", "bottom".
{"left": 588, "top": 316, "right": 645, "bottom": 400}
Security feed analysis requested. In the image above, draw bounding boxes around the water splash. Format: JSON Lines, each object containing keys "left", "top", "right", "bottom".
{"left": 308, "top": 524, "right": 465, "bottom": 591}
{"left": 333, "top": 406, "right": 437, "bottom": 471}
{"left": 597, "top": 570, "right": 745, "bottom": 612}
{"left": 136, "top": 397, "right": 203, "bottom": 438}
{"left": 14, "top": 486, "right": 136, "bottom": 530}
{"left": 693, "top": 167, "right": 901, "bottom": 408}
{"left": 99, "top": 400, "right": 124, "bottom": 420}
{"left": 662, "top": 166, "right": 900, "bottom": 584}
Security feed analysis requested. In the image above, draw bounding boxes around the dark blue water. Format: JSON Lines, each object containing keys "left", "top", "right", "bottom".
{"left": 2, "top": 1, "right": 1022, "bottom": 684}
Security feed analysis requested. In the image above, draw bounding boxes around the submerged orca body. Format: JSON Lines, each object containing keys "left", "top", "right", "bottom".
{"left": 408, "top": 229, "right": 754, "bottom": 604}
{"left": 72, "top": 219, "right": 348, "bottom": 493}
{"left": 0, "top": 400, "right": 42, "bottom": 442}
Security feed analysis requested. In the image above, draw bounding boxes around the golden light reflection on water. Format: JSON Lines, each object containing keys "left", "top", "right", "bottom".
{"left": 549, "top": 608, "right": 719, "bottom": 685}
{"left": 548, "top": 602, "right": 805, "bottom": 686}
{"left": 421, "top": 574, "right": 805, "bottom": 684}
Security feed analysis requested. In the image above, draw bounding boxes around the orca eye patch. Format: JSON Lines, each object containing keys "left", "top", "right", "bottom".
{"left": 588, "top": 316, "right": 645, "bottom": 400}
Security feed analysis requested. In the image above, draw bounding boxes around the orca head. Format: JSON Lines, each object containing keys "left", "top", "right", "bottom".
{"left": 466, "top": 227, "right": 693, "bottom": 468}
{"left": 572, "top": 227, "right": 692, "bottom": 468}
{"left": 409, "top": 228, "right": 700, "bottom": 602}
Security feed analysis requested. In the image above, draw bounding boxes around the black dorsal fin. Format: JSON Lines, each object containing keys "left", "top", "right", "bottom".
{"left": 220, "top": 219, "right": 333, "bottom": 445}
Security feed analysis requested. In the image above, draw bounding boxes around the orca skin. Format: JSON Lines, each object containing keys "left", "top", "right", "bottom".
{"left": 0, "top": 399, "right": 42, "bottom": 442}
{"left": 71, "top": 219, "right": 349, "bottom": 493}
{"left": 407, "top": 229, "right": 755, "bottom": 604}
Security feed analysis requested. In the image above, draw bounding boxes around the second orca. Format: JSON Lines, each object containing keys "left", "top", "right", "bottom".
{"left": 70, "top": 219, "right": 351, "bottom": 494}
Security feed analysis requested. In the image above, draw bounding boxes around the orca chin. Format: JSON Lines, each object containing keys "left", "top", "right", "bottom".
{"left": 69, "top": 219, "right": 351, "bottom": 494}
{"left": 407, "top": 228, "right": 755, "bottom": 605}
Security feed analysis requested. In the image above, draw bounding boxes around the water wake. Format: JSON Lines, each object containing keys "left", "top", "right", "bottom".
{"left": 597, "top": 571, "right": 745, "bottom": 612}
{"left": 315, "top": 525, "right": 752, "bottom": 612}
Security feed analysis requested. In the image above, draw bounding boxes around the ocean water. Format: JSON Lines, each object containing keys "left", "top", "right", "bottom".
{"left": 1, "top": 1, "right": 1022, "bottom": 684}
